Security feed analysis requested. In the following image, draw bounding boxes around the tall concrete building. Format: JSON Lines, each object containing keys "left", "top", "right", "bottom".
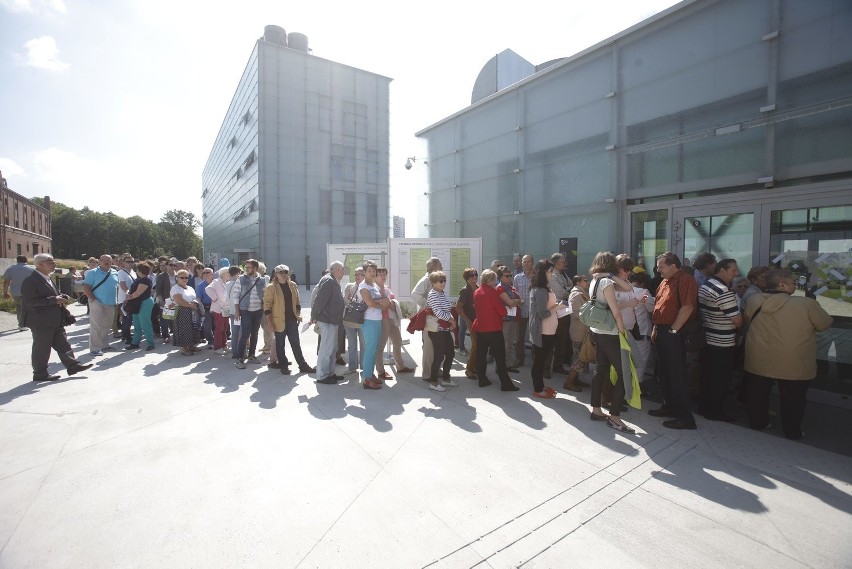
{"left": 202, "top": 26, "right": 391, "bottom": 282}
{"left": 392, "top": 215, "right": 405, "bottom": 238}
{"left": 416, "top": 0, "right": 851, "bottom": 400}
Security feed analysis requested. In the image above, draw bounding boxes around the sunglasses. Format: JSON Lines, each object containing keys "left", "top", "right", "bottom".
{"left": 177, "top": 276, "right": 188, "bottom": 280}
{"left": 277, "top": 271, "right": 289, "bottom": 275}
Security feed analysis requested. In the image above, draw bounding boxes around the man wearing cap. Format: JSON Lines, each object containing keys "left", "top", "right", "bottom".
{"left": 21, "top": 254, "right": 93, "bottom": 381}
{"left": 3, "top": 255, "right": 34, "bottom": 331}
{"left": 263, "top": 264, "right": 315, "bottom": 375}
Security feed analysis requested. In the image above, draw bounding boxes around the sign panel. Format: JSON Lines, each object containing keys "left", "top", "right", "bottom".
{"left": 388, "top": 237, "right": 482, "bottom": 301}
{"left": 326, "top": 243, "right": 388, "bottom": 286}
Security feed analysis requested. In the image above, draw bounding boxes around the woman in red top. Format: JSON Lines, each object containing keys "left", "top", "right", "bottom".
{"left": 472, "top": 270, "right": 519, "bottom": 391}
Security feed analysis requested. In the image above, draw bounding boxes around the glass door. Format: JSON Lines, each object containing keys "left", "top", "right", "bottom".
{"left": 673, "top": 204, "right": 760, "bottom": 273}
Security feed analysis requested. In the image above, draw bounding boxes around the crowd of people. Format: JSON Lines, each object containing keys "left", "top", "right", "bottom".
{"left": 6, "top": 248, "right": 833, "bottom": 441}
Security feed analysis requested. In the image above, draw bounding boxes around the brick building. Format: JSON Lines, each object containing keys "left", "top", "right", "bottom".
{"left": 0, "top": 170, "right": 52, "bottom": 259}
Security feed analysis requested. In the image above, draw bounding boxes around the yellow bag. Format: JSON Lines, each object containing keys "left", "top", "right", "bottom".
{"left": 579, "top": 333, "right": 596, "bottom": 364}
{"left": 609, "top": 331, "right": 641, "bottom": 409}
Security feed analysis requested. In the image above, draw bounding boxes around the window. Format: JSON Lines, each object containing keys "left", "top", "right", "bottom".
{"left": 16, "top": 243, "right": 21, "bottom": 255}
{"left": 241, "top": 110, "right": 252, "bottom": 126}
{"left": 229, "top": 136, "right": 237, "bottom": 148}
{"left": 343, "top": 190, "right": 356, "bottom": 223}
{"left": 366, "top": 194, "right": 378, "bottom": 227}
{"left": 319, "top": 189, "right": 332, "bottom": 224}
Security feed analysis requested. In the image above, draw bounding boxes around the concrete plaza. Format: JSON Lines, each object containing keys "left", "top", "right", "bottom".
{"left": 1, "top": 302, "right": 850, "bottom": 568}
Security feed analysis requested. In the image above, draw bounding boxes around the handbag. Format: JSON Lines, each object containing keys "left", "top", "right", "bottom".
{"left": 162, "top": 301, "right": 178, "bottom": 320}
{"left": 343, "top": 301, "right": 366, "bottom": 329}
{"left": 124, "top": 296, "right": 143, "bottom": 315}
{"left": 578, "top": 279, "right": 616, "bottom": 331}
{"left": 579, "top": 332, "right": 596, "bottom": 364}
{"left": 62, "top": 306, "right": 76, "bottom": 326}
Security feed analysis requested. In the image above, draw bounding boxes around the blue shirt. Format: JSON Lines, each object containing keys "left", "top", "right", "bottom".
{"left": 3, "top": 262, "right": 35, "bottom": 295}
{"left": 196, "top": 281, "right": 212, "bottom": 305}
{"left": 83, "top": 267, "right": 119, "bottom": 305}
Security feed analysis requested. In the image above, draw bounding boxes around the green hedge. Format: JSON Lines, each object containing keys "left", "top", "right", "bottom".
{"left": 0, "top": 297, "right": 16, "bottom": 314}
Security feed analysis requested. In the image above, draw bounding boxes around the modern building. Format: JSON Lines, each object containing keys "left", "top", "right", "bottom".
{"left": 415, "top": 0, "right": 851, "bottom": 400}
{"left": 202, "top": 26, "right": 391, "bottom": 282}
{"left": 0, "top": 171, "right": 51, "bottom": 259}
{"left": 393, "top": 215, "right": 406, "bottom": 238}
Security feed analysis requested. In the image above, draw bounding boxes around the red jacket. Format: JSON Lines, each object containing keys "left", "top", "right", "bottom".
{"left": 472, "top": 284, "right": 507, "bottom": 333}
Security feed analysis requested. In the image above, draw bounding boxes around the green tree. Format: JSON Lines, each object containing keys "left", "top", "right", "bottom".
{"left": 158, "top": 210, "right": 202, "bottom": 260}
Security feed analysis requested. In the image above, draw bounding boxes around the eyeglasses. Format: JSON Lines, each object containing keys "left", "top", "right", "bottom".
{"left": 176, "top": 276, "right": 188, "bottom": 280}
{"left": 277, "top": 271, "right": 289, "bottom": 275}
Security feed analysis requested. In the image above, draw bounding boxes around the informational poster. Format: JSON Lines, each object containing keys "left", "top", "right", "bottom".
{"left": 326, "top": 243, "right": 388, "bottom": 287}
{"left": 389, "top": 238, "right": 482, "bottom": 301}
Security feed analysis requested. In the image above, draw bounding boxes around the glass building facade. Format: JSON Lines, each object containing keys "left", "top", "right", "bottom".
{"left": 202, "top": 31, "right": 391, "bottom": 282}
{"left": 416, "top": 0, "right": 852, "bottom": 402}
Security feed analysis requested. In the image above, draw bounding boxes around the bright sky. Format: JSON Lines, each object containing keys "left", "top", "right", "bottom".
{"left": 0, "top": 0, "right": 680, "bottom": 233}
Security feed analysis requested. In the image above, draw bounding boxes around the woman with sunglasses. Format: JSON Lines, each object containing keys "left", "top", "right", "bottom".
{"left": 496, "top": 265, "right": 523, "bottom": 373}
{"left": 455, "top": 268, "right": 479, "bottom": 379}
{"left": 170, "top": 269, "right": 202, "bottom": 355}
{"left": 358, "top": 260, "right": 390, "bottom": 389}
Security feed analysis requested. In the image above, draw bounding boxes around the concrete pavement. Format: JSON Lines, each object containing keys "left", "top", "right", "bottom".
{"left": 1, "top": 303, "right": 851, "bottom": 568}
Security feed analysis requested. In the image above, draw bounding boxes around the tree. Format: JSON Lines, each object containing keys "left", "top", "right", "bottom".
{"left": 158, "top": 210, "right": 202, "bottom": 260}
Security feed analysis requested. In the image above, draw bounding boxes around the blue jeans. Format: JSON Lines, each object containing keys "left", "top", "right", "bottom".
{"left": 131, "top": 298, "right": 156, "bottom": 346}
{"left": 360, "top": 319, "right": 381, "bottom": 380}
{"left": 275, "top": 320, "right": 308, "bottom": 368}
{"left": 235, "top": 309, "right": 262, "bottom": 361}
{"left": 316, "top": 321, "right": 338, "bottom": 380}
{"left": 345, "top": 325, "right": 365, "bottom": 370}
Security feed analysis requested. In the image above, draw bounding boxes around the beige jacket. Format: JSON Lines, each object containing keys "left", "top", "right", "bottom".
{"left": 744, "top": 292, "right": 833, "bottom": 380}
{"left": 262, "top": 280, "right": 302, "bottom": 332}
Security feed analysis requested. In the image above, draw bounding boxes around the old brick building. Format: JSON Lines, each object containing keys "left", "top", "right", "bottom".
{"left": 0, "top": 170, "right": 52, "bottom": 259}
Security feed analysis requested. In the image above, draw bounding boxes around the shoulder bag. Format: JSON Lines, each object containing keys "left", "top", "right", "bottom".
{"left": 578, "top": 279, "right": 616, "bottom": 331}
{"left": 343, "top": 301, "right": 366, "bottom": 328}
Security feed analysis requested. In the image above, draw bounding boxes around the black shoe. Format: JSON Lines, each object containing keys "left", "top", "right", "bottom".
{"left": 280, "top": 367, "right": 291, "bottom": 376}
{"left": 704, "top": 413, "right": 736, "bottom": 423}
{"left": 501, "top": 382, "right": 520, "bottom": 392}
{"left": 590, "top": 412, "right": 609, "bottom": 422}
{"left": 335, "top": 356, "right": 346, "bottom": 365}
{"left": 479, "top": 378, "right": 492, "bottom": 387}
{"left": 331, "top": 374, "right": 345, "bottom": 381}
{"left": 34, "top": 374, "right": 61, "bottom": 382}
{"left": 316, "top": 376, "right": 337, "bottom": 384}
{"left": 102, "top": 346, "right": 115, "bottom": 352}
{"left": 145, "top": 345, "right": 155, "bottom": 352}
{"left": 267, "top": 361, "right": 280, "bottom": 369}
{"left": 603, "top": 402, "right": 629, "bottom": 413}
{"left": 663, "top": 419, "right": 697, "bottom": 430}
{"left": 299, "top": 365, "right": 316, "bottom": 373}
{"left": 506, "top": 367, "right": 519, "bottom": 373}
{"left": 67, "top": 363, "right": 94, "bottom": 376}
{"left": 649, "top": 407, "right": 677, "bottom": 418}
{"left": 125, "top": 344, "right": 140, "bottom": 350}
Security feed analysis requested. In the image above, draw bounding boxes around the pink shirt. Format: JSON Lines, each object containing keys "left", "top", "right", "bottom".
{"left": 541, "top": 291, "right": 559, "bottom": 335}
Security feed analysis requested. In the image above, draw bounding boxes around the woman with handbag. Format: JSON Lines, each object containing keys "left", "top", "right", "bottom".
{"left": 171, "top": 269, "right": 202, "bottom": 356}
{"left": 567, "top": 275, "right": 591, "bottom": 392}
{"left": 358, "top": 261, "right": 389, "bottom": 390}
{"left": 426, "top": 271, "right": 457, "bottom": 392}
{"left": 587, "top": 252, "right": 635, "bottom": 434}
{"left": 343, "top": 267, "right": 366, "bottom": 375}
{"left": 124, "top": 262, "right": 156, "bottom": 351}
{"left": 528, "top": 259, "right": 559, "bottom": 398}
{"left": 205, "top": 267, "right": 232, "bottom": 354}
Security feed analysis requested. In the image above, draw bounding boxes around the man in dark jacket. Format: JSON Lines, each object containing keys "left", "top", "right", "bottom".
{"left": 21, "top": 254, "right": 92, "bottom": 381}
{"left": 312, "top": 261, "right": 344, "bottom": 384}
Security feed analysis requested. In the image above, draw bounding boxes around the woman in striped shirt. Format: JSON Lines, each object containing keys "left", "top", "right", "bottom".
{"left": 426, "top": 271, "right": 457, "bottom": 392}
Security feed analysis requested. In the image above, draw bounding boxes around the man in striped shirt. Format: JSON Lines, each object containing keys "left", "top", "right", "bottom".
{"left": 697, "top": 258, "right": 744, "bottom": 421}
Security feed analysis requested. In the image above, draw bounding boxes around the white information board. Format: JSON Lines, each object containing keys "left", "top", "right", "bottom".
{"left": 389, "top": 237, "right": 482, "bottom": 301}
{"left": 326, "top": 242, "right": 388, "bottom": 286}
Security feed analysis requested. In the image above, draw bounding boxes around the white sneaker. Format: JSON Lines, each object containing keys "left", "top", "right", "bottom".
{"left": 429, "top": 383, "right": 447, "bottom": 392}
{"left": 440, "top": 378, "right": 459, "bottom": 387}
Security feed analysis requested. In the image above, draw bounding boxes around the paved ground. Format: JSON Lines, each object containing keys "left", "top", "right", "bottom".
{"left": 1, "top": 303, "right": 851, "bottom": 568}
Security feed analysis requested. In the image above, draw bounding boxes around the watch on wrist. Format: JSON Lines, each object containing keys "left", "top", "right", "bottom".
{"left": 669, "top": 328, "right": 679, "bottom": 334}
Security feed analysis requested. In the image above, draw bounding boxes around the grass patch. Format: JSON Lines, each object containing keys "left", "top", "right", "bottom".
{"left": 0, "top": 297, "right": 16, "bottom": 314}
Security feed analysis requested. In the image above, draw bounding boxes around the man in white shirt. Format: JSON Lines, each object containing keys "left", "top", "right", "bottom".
{"left": 117, "top": 255, "right": 137, "bottom": 344}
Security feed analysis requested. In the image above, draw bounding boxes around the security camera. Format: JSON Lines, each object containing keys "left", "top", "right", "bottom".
{"left": 405, "top": 159, "right": 413, "bottom": 170}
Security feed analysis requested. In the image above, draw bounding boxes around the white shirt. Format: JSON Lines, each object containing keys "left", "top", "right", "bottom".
{"left": 117, "top": 269, "right": 136, "bottom": 303}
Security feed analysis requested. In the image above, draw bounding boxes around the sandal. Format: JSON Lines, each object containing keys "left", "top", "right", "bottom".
{"left": 396, "top": 366, "right": 415, "bottom": 373}
{"left": 590, "top": 412, "right": 609, "bottom": 421}
{"left": 607, "top": 417, "right": 636, "bottom": 434}
{"left": 544, "top": 386, "right": 557, "bottom": 396}
{"left": 532, "top": 391, "right": 556, "bottom": 399}
{"left": 363, "top": 378, "right": 382, "bottom": 390}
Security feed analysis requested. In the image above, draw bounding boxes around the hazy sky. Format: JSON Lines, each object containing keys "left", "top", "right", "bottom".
{"left": 0, "top": 0, "right": 680, "bottom": 232}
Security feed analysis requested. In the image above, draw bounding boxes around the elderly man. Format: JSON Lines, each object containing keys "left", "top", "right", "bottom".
{"left": 512, "top": 254, "right": 523, "bottom": 275}
{"left": 263, "top": 264, "right": 314, "bottom": 375}
{"left": 83, "top": 254, "right": 120, "bottom": 356}
{"left": 3, "top": 255, "right": 34, "bottom": 331}
{"left": 21, "top": 254, "right": 92, "bottom": 381}
{"left": 411, "top": 256, "right": 443, "bottom": 375}
{"left": 513, "top": 254, "right": 534, "bottom": 366}
{"left": 313, "top": 261, "right": 345, "bottom": 384}
{"left": 650, "top": 252, "right": 698, "bottom": 429}
{"left": 744, "top": 269, "right": 833, "bottom": 440}
{"left": 697, "top": 258, "right": 743, "bottom": 421}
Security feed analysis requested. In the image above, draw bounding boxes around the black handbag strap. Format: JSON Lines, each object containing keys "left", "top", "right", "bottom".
{"left": 90, "top": 271, "right": 111, "bottom": 293}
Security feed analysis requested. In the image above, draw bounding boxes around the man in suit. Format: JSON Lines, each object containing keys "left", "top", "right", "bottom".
{"left": 21, "top": 254, "right": 93, "bottom": 381}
